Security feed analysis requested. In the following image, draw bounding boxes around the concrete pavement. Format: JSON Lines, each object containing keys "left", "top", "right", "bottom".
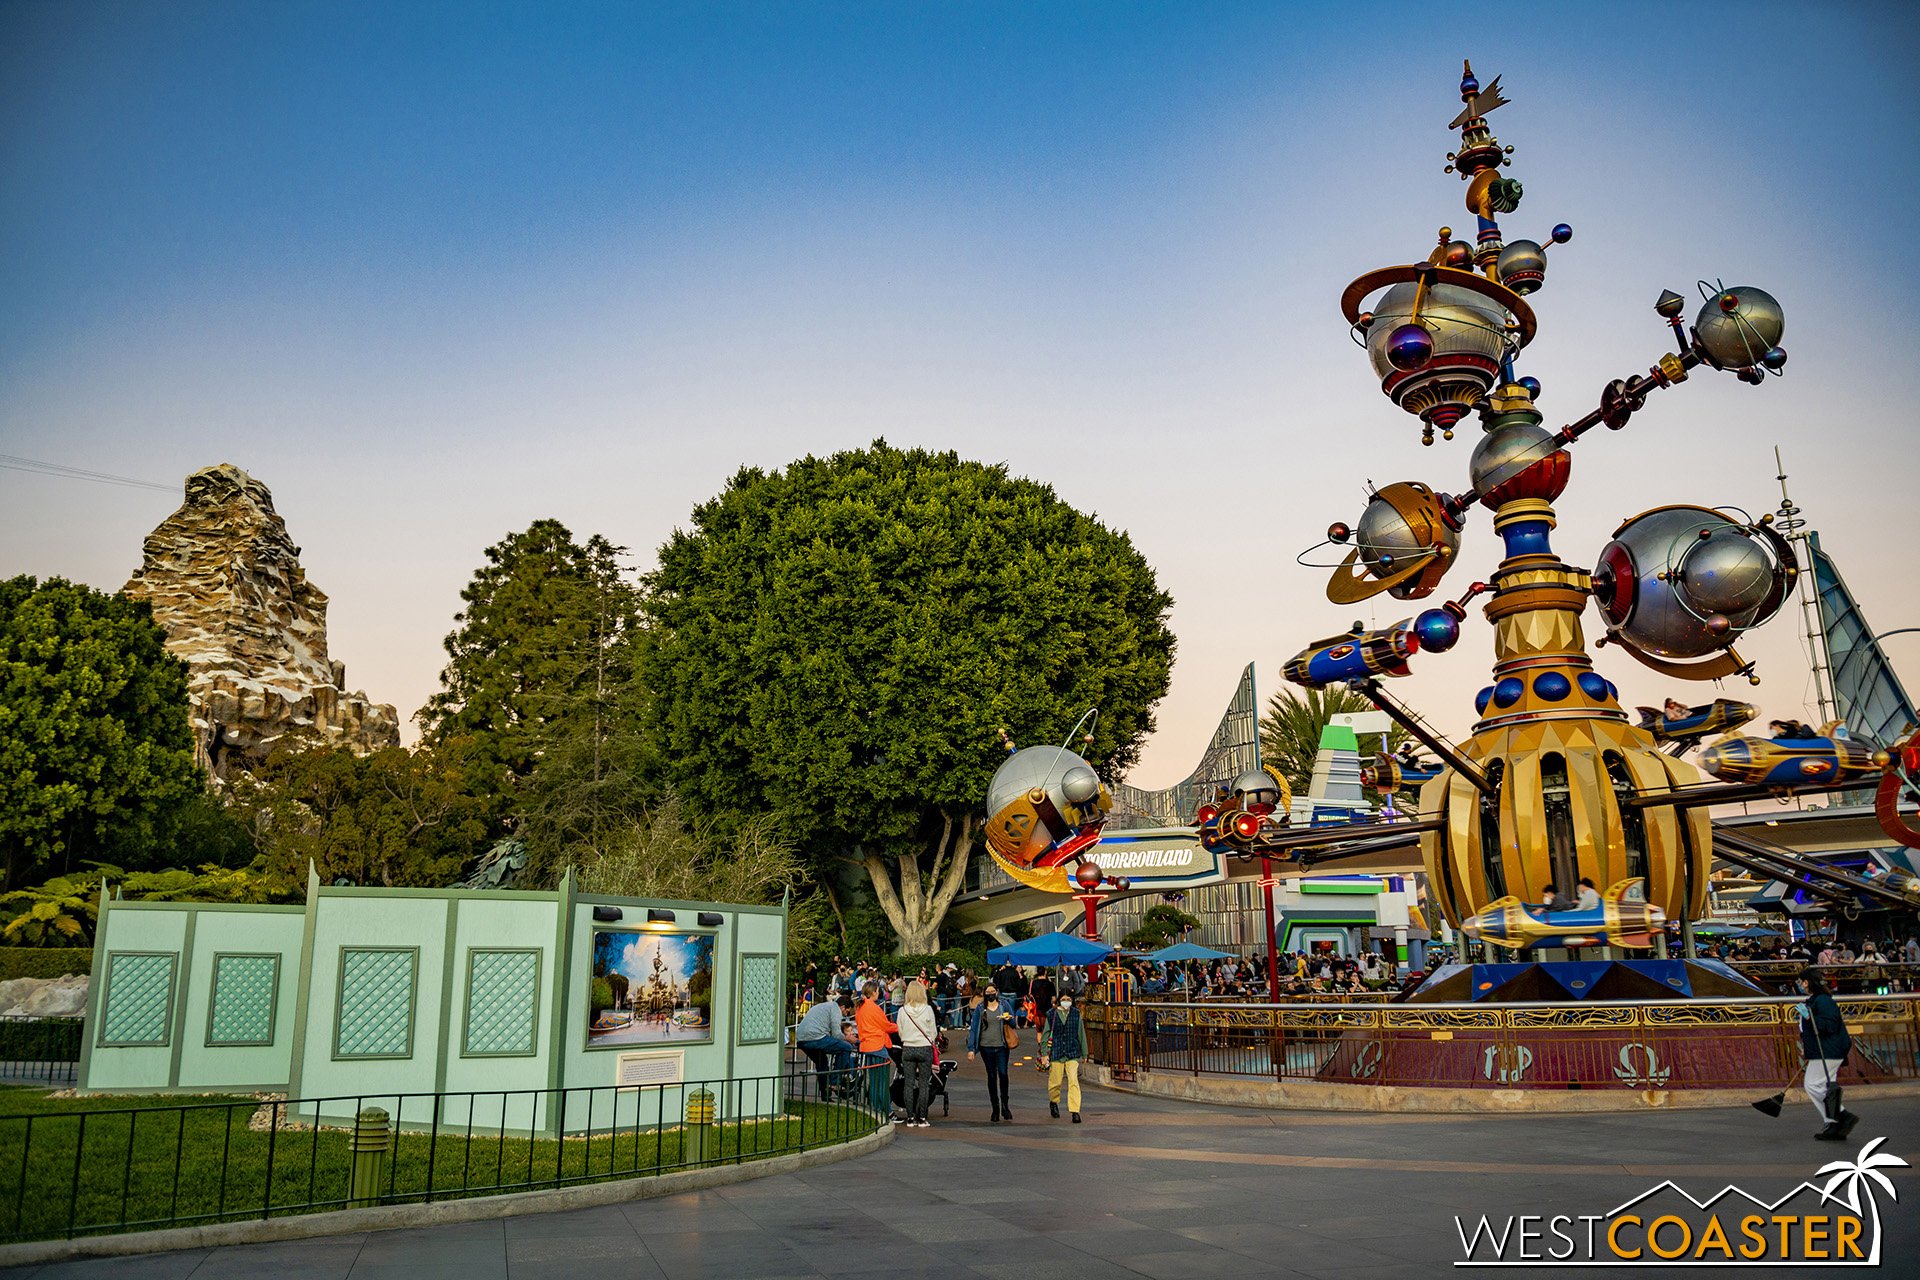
{"left": 7, "top": 1052, "right": 1918, "bottom": 1279}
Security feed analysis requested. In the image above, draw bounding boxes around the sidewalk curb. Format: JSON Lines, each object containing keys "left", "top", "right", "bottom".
{"left": 0, "top": 1124, "right": 894, "bottom": 1266}
{"left": 1090, "top": 1066, "right": 1920, "bottom": 1113}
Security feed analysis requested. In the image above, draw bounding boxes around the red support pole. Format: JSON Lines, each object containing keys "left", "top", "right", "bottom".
{"left": 1261, "top": 857, "right": 1282, "bottom": 1003}
{"left": 1076, "top": 893, "right": 1103, "bottom": 981}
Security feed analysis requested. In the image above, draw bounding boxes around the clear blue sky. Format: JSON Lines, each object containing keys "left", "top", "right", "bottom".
{"left": 4, "top": 1, "right": 1917, "bottom": 782}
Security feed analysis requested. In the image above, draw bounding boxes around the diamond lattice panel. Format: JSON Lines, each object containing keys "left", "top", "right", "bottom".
{"left": 738, "top": 954, "right": 780, "bottom": 1043}
{"left": 102, "top": 953, "right": 175, "bottom": 1045}
{"left": 336, "top": 949, "right": 416, "bottom": 1057}
{"left": 209, "top": 955, "right": 278, "bottom": 1045}
{"left": 465, "top": 950, "right": 539, "bottom": 1055}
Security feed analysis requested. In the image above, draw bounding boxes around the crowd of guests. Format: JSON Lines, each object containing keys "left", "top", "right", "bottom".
{"left": 792, "top": 959, "right": 1093, "bottom": 1128}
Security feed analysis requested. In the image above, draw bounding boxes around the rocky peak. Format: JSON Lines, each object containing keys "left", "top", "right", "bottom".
{"left": 124, "top": 463, "right": 400, "bottom": 777}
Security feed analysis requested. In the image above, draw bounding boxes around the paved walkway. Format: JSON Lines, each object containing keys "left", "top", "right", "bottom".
{"left": 9, "top": 1056, "right": 1920, "bottom": 1279}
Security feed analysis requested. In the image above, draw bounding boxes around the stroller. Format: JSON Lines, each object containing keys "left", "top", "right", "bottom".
{"left": 888, "top": 1034, "right": 959, "bottom": 1116}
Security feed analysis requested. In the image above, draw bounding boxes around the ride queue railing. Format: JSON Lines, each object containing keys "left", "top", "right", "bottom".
{"left": 0, "top": 1065, "right": 882, "bottom": 1244}
{"left": 1085, "top": 995, "right": 1920, "bottom": 1091}
{"left": 0, "top": 1016, "right": 82, "bottom": 1084}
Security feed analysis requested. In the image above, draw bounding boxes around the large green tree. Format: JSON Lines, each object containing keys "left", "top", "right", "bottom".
{"left": 1258, "top": 685, "right": 1407, "bottom": 799}
{"left": 236, "top": 741, "right": 490, "bottom": 888}
{"left": 0, "top": 576, "right": 201, "bottom": 889}
{"left": 419, "top": 520, "right": 652, "bottom": 873}
{"left": 643, "top": 442, "right": 1176, "bottom": 952}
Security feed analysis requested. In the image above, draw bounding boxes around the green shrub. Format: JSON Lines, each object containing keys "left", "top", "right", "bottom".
{"left": 888, "top": 945, "right": 990, "bottom": 977}
{"left": 0, "top": 948, "right": 92, "bottom": 980}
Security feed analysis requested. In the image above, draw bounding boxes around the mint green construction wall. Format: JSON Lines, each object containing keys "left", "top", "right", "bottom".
{"left": 80, "top": 902, "right": 303, "bottom": 1093}
{"left": 81, "top": 882, "right": 786, "bottom": 1134}
{"left": 557, "top": 897, "right": 787, "bottom": 1127}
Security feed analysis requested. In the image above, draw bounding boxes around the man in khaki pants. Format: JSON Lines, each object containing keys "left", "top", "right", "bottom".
{"left": 1039, "top": 993, "right": 1086, "bottom": 1123}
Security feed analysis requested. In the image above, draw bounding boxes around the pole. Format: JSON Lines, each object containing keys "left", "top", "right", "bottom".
{"left": 1076, "top": 893, "right": 1103, "bottom": 982}
{"left": 1260, "top": 857, "right": 1281, "bottom": 1002}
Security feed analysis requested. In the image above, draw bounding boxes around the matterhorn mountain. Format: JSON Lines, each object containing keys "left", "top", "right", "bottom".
{"left": 122, "top": 463, "right": 400, "bottom": 778}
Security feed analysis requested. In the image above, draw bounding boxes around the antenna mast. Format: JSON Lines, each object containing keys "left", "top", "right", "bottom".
{"left": 1773, "top": 446, "right": 1836, "bottom": 722}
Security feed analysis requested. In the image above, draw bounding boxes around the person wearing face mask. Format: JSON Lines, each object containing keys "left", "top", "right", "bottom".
{"left": 1038, "top": 992, "right": 1086, "bottom": 1123}
{"left": 967, "top": 984, "right": 1017, "bottom": 1122}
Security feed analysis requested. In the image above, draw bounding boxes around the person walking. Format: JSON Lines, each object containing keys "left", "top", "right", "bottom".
{"left": 968, "top": 984, "right": 1017, "bottom": 1122}
{"left": 854, "top": 981, "right": 898, "bottom": 1120}
{"left": 896, "top": 979, "right": 940, "bottom": 1129}
{"left": 1797, "top": 969, "right": 1859, "bottom": 1142}
{"left": 1039, "top": 992, "right": 1086, "bottom": 1123}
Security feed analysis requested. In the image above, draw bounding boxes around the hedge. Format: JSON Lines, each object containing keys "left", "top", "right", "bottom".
{"left": 0, "top": 949, "right": 92, "bottom": 981}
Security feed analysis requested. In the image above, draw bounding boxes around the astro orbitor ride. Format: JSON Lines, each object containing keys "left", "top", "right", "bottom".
{"left": 1263, "top": 63, "right": 1917, "bottom": 955}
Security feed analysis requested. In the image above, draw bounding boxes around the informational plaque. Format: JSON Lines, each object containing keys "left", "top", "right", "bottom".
{"left": 615, "top": 1050, "right": 685, "bottom": 1087}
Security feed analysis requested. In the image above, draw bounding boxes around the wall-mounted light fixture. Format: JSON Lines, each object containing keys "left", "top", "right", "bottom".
{"left": 647, "top": 908, "right": 677, "bottom": 924}
{"left": 697, "top": 912, "right": 723, "bottom": 927}
{"left": 592, "top": 906, "right": 623, "bottom": 923}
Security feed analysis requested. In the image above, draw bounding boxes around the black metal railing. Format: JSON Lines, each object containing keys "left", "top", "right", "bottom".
{"left": 0, "top": 1016, "right": 82, "bottom": 1084}
{"left": 0, "top": 1063, "right": 884, "bottom": 1244}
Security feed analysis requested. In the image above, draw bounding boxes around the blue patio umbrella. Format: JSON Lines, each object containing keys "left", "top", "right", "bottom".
{"left": 985, "top": 933, "right": 1115, "bottom": 966}
{"left": 1147, "top": 942, "right": 1233, "bottom": 963}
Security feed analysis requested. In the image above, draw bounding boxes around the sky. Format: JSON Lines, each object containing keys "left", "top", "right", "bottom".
{"left": 4, "top": 1, "right": 1918, "bottom": 790}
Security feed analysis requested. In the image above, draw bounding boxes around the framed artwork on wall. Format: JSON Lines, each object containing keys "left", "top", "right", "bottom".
{"left": 586, "top": 929, "right": 714, "bottom": 1049}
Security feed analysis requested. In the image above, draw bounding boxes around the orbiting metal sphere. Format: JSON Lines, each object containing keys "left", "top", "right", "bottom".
{"left": 1413, "top": 605, "right": 1462, "bottom": 653}
{"left": 1470, "top": 418, "right": 1567, "bottom": 506}
{"left": 1494, "top": 239, "right": 1547, "bottom": 295}
{"left": 1229, "top": 767, "right": 1290, "bottom": 815}
{"left": 1693, "top": 286, "right": 1785, "bottom": 371}
{"left": 1591, "top": 506, "right": 1793, "bottom": 663}
{"left": 1354, "top": 481, "right": 1461, "bottom": 600}
{"left": 1060, "top": 765, "right": 1100, "bottom": 805}
{"left": 1364, "top": 281, "right": 1511, "bottom": 435}
{"left": 984, "top": 746, "right": 1112, "bottom": 869}
{"left": 1442, "top": 239, "right": 1474, "bottom": 269}
{"left": 1074, "top": 861, "right": 1104, "bottom": 891}
{"left": 1385, "top": 322, "right": 1434, "bottom": 371}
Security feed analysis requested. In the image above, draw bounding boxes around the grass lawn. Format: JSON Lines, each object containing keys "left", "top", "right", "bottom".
{"left": 0, "top": 1084, "right": 876, "bottom": 1244}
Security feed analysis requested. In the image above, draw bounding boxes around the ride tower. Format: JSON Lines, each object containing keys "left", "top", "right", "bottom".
{"left": 1285, "top": 62, "right": 1801, "bottom": 996}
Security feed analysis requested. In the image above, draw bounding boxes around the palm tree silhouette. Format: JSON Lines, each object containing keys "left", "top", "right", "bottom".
{"left": 1818, "top": 1136, "right": 1909, "bottom": 1264}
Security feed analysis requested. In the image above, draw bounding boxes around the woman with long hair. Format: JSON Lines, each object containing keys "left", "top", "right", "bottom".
{"left": 897, "top": 979, "right": 940, "bottom": 1128}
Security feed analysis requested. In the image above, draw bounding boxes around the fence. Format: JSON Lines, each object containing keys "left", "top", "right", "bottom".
{"left": 0, "top": 1016, "right": 81, "bottom": 1084}
{"left": 1086, "top": 995, "right": 1920, "bottom": 1092}
{"left": 1729, "top": 961, "right": 1920, "bottom": 994}
{"left": 0, "top": 1064, "right": 882, "bottom": 1244}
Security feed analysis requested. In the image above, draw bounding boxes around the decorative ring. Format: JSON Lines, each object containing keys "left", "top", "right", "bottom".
{"left": 1340, "top": 264, "right": 1537, "bottom": 347}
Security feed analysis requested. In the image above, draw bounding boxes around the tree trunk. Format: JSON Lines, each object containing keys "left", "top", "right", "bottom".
{"left": 862, "top": 810, "right": 977, "bottom": 955}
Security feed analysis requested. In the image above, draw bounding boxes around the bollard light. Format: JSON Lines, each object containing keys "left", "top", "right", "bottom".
{"left": 348, "top": 1106, "right": 392, "bottom": 1209}
{"left": 685, "top": 1088, "right": 716, "bottom": 1166}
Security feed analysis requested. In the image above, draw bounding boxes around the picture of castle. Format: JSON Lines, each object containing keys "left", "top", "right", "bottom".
{"left": 587, "top": 929, "right": 715, "bottom": 1047}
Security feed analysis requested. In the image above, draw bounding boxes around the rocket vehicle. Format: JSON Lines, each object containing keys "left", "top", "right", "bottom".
{"left": 1284, "top": 620, "right": 1418, "bottom": 690}
{"left": 1858, "top": 862, "right": 1920, "bottom": 908}
{"left": 1633, "top": 698, "right": 1756, "bottom": 749}
{"left": 1459, "top": 878, "right": 1666, "bottom": 951}
{"left": 1362, "top": 750, "right": 1442, "bottom": 795}
{"left": 1698, "top": 724, "right": 1887, "bottom": 790}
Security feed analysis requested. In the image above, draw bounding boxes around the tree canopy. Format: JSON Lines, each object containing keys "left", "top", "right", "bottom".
{"left": 0, "top": 576, "right": 202, "bottom": 889}
{"left": 642, "top": 442, "right": 1175, "bottom": 951}
{"left": 236, "top": 741, "right": 490, "bottom": 888}
{"left": 419, "top": 520, "right": 652, "bottom": 871}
